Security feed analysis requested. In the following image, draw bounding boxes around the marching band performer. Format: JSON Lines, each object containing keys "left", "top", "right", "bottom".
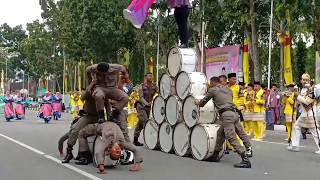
{"left": 39, "top": 91, "right": 53, "bottom": 123}
{"left": 196, "top": 77, "right": 251, "bottom": 168}
{"left": 70, "top": 91, "right": 82, "bottom": 119}
{"left": 252, "top": 81, "right": 266, "bottom": 141}
{"left": 14, "top": 92, "right": 25, "bottom": 120}
{"left": 243, "top": 84, "right": 255, "bottom": 135}
{"left": 95, "top": 121, "right": 143, "bottom": 174}
{"left": 52, "top": 92, "right": 63, "bottom": 120}
{"left": 3, "top": 91, "right": 15, "bottom": 121}
{"left": 283, "top": 84, "right": 297, "bottom": 141}
{"left": 133, "top": 72, "right": 158, "bottom": 146}
{"left": 287, "top": 73, "right": 320, "bottom": 154}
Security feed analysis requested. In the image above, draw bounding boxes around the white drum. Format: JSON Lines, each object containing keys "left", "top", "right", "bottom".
{"left": 152, "top": 96, "right": 166, "bottom": 124}
{"left": 89, "top": 136, "right": 120, "bottom": 167}
{"left": 159, "top": 73, "right": 175, "bottom": 99}
{"left": 183, "top": 95, "right": 216, "bottom": 128}
{"left": 190, "top": 124, "right": 221, "bottom": 161}
{"left": 176, "top": 71, "right": 208, "bottom": 100}
{"left": 159, "top": 122, "right": 174, "bottom": 153}
{"left": 167, "top": 47, "right": 197, "bottom": 77}
{"left": 165, "top": 95, "right": 183, "bottom": 126}
{"left": 144, "top": 120, "right": 159, "bottom": 150}
{"left": 173, "top": 123, "right": 191, "bottom": 157}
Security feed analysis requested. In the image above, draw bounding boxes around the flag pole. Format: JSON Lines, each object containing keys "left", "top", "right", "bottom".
{"left": 267, "top": 0, "right": 274, "bottom": 89}
{"left": 156, "top": 7, "right": 160, "bottom": 85}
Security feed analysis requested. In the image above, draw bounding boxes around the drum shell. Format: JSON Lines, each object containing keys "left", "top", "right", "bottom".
{"left": 152, "top": 95, "right": 166, "bottom": 125}
{"left": 173, "top": 123, "right": 191, "bottom": 157}
{"left": 159, "top": 73, "right": 176, "bottom": 99}
{"left": 144, "top": 119, "right": 160, "bottom": 150}
{"left": 175, "top": 71, "right": 208, "bottom": 100}
{"left": 167, "top": 47, "right": 197, "bottom": 77}
{"left": 159, "top": 122, "right": 174, "bottom": 153}
{"left": 190, "top": 124, "right": 221, "bottom": 161}
{"left": 165, "top": 95, "right": 183, "bottom": 126}
{"left": 183, "top": 95, "right": 217, "bottom": 128}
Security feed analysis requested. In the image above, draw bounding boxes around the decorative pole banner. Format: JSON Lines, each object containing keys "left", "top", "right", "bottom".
{"left": 243, "top": 38, "right": 250, "bottom": 85}
{"left": 316, "top": 51, "right": 320, "bottom": 84}
{"left": 123, "top": 0, "right": 155, "bottom": 28}
{"left": 283, "top": 32, "right": 293, "bottom": 86}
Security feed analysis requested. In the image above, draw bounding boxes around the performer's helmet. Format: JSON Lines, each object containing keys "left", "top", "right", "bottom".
{"left": 97, "top": 62, "right": 109, "bottom": 73}
{"left": 302, "top": 73, "right": 310, "bottom": 80}
{"left": 109, "top": 143, "right": 121, "bottom": 160}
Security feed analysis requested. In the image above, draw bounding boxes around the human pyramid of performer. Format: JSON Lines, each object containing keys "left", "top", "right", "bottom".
{"left": 58, "top": 63, "right": 143, "bottom": 174}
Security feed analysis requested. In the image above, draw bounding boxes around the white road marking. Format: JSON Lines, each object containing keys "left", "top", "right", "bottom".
{"left": 254, "top": 139, "right": 305, "bottom": 147}
{"left": 0, "top": 133, "right": 102, "bottom": 180}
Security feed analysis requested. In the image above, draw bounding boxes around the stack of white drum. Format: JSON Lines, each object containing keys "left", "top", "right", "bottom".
{"left": 143, "top": 47, "right": 221, "bottom": 161}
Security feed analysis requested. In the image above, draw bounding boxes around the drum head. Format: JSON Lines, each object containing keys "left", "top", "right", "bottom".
{"left": 190, "top": 125, "right": 209, "bottom": 160}
{"left": 159, "top": 122, "right": 174, "bottom": 153}
{"left": 152, "top": 96, "right": 166, "bottom": 124}
{"left": 144, "top": 120, "right": 159, "bottom": 150}
{"left": 159, "top": 73, "right": 172, "bottom": 99}
{"left": 183, "top": 96, "right": 199, "bottom": 128}
{"left": 165, "top": 95, "right": 180, "bottom": 126}
{"left": 176, "top": 71, "right": 191, "bottom": 100}
{"left": 93, "top": 136, "right": 120, "bottom": 167}
{"left": 173, "top": 123, "right": 190, "bottom": 156}
{"left": 167, "top": 47, "right": 182, "bottom": 77}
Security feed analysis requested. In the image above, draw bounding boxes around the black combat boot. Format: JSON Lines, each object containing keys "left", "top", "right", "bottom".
{"left": 75, "top": 151, "right": 85, "bottom": 161}
{"left": 209, "top": 151, "right": 221, "bottom": 162}
{"left": 234, "top": 153, "right": 251, "bottom": 168}
{"left": 75, "top": 151, "right": 93, "bottom": 165}
{"left": 62, "top": 145, "right": 74, "bottom": 163}
{"left": 97, "top": 110, "right": 106, "bottom": 124}
{"left": 133, "top": 137, "right": 144, "bottom": 146}
{"left": 246, "top": 147, "right": 253, "bottom": 158}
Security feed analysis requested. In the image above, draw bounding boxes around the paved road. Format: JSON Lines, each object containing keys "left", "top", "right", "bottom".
{"left": 0, "top": 111, "right": 319, "bottom": 180}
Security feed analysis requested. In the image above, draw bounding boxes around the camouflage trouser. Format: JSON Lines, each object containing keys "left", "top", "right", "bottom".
{"left": 67, "top": 115, "right": 98, "bottom": 146}
{"left": 134, "top": 103, "right": 150, "bottom": 139}
{"left": 78, "top": 124, "right": 98, "bottom": 152}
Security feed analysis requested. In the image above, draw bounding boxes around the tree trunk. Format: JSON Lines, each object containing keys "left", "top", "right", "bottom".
{"left": 312, "top": 0, "right": 319, "bottom": 51}
{"left": 250, "top": 0, "right": 261, "bottom": 82}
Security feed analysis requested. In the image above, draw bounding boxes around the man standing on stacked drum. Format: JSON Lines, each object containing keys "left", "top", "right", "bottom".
{"left": 133, "top": 72, "right": 158, "bottom": 146}
{"left": 196, "top": 76, "right": 251, "bottom": 168}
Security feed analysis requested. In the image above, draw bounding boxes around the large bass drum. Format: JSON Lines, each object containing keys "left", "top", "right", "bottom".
{"left": 159, "top": 122, "right": 174, "bottom": 153}
{"left": 190, "top": 124, "right": 222, "bottom": 161}
{"left": 144, "top": 120, "right": 160, "bottom": 150}
{"left": 175, "top": 72, "right": 208, "bottom": 100}
{"left": 173, "top": 123, "right": 191, "bottom": 157}
{"left": 167, "top": 47, "right": 197, "bottom": 77}
{"left": 165, "top": 95, "right": 183, "bottom": 126}
{"left": 183, "top": 95, "right": 217, "bottom": 128}
{"left": 159, "top": 73, "right": 175, "bottom": 99}
{"left": 152, "top": 96, "right": 166, "bottom": 124}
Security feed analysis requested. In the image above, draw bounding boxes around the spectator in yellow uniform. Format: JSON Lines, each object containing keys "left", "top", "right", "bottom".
{"left": 70, "top": 90, "right": 82, "bottom": 119}
{"left": 252, "top": 81, "right": 266, "bottom": 141}
{"left": 243, "top": 84, "right": 255, "bottom": 135}
{"left": 283, "top": 84, "right": 297, "bottom": 141}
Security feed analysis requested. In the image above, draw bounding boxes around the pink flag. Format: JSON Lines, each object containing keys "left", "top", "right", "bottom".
{"left": 123, "top": 0, "right": 155, "bottom": 28}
